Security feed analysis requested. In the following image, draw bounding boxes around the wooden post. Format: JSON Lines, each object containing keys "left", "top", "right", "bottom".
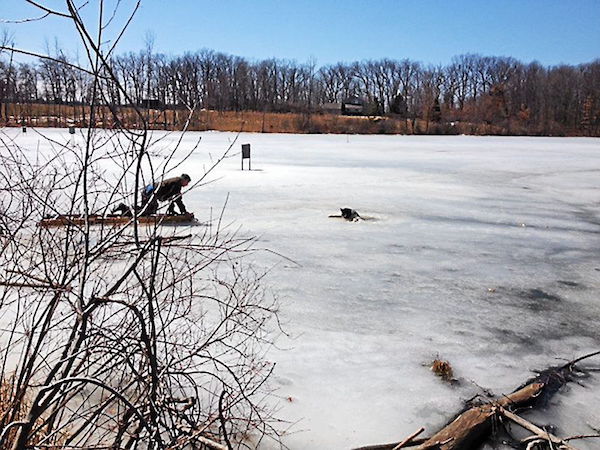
{"left": 241, "top": 143, "right": 251, "bottom": 170}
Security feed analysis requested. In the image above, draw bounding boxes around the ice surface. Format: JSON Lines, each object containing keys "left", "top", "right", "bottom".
{"left": 3, "top": 128, "right": 600, "bottom": 448}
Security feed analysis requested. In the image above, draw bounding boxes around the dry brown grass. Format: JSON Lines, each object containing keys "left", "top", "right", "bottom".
{"left": 6, "top": 102, "right": 582, "bottom": 135}
{"left": 0, "top": 377, "right": 70, "bottom": 448}
{"left": 431, "top": 359, "right": 454, "bottom": 382}
{"left": 1, "top": 102, "right": 424, "bottom": 134}
{"left": 0, "top": 377, "right": 29, "bottom": 448}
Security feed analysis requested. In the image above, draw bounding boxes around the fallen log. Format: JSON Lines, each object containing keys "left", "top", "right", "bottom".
{"left": 414, "top": 383, "right": 545, "bottom": 450}
{"left": 393, "top": 427, "right": 425, "bottom": 450}
{"left": 358, "top": 351, "right": 600, "bottom": 450}
{"left": 353, "top": 428, "right": 428, "bottom": 450}
{"left": 498, "top": 407, "right": 577, "bottom": 450}
{"left": 353, "top": 437, "right": 429, "bottom": 450}
{"left": 38, "top": 212, "right": 196, "bottom": 227}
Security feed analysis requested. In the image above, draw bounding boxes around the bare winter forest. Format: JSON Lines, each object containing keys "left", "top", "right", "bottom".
{"left": 1, "top": 43, "right": 599, "bottom": 135}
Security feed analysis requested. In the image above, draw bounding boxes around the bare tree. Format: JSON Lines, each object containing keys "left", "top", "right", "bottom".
{"left": 0, "top": 2, "right": 283, "bottom": 449}
{"left": 0, "top": 31, "right": 16, "bottom": 122}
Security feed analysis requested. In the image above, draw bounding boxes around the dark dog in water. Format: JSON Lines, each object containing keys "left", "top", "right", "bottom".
{"left": 328, "top": 208, "right": 378, "bottom": 222}
{"left": 340, "top": 208, "right": 361, "bottom": 221}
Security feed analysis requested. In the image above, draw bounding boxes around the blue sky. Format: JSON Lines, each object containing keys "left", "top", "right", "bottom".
{"left": 2, "top": 0, "right": 599, "bottom": 66}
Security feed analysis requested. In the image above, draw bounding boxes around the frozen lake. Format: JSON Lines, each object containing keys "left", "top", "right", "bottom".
{"left": 4, "top": 129, "right": 600, "bottom": 448}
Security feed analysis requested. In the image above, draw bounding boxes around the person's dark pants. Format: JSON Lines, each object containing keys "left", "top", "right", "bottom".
{"left": 112, "top": 193, "right": 161, "bottom": 217}
{"left": 140, "top": 193, "right": 158, "bottom": 216}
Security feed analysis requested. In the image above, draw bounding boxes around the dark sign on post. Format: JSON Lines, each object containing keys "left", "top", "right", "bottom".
{"left": 69, "top": 126, "right": 76, "bottom": 135}
{"left": 241, "top": 143, "right": 251, "bottom": 170}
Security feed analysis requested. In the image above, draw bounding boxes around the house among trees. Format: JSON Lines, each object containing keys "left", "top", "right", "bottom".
{"left": 140, "top": 98, "right": 162, "bottom": 110}
{"left": 342, "top": 96, "right": 365, "bottom": 115}
{"left": 319, "top": 97, "right": 366, "bottom": 115}
{"left": 320, "top": 102, "right": 343, "bottom": 114}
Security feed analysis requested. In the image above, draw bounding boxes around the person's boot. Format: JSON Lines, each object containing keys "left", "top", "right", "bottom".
{"left": 112, "top": 202, "right": 131, "bottom": 216}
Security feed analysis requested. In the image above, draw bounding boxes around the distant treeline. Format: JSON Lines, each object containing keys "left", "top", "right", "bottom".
{"left": 1, "top": 49, "right": 599, "bottom": 135}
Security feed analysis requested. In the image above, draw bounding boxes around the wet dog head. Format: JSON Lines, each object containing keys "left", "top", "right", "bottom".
{"left": 340, "top": 208, "right": 360, "bottom": 221}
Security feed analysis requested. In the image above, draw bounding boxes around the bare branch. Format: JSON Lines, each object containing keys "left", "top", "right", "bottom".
{"left": 24, "top": 0, "right": 73, "bottom": 18}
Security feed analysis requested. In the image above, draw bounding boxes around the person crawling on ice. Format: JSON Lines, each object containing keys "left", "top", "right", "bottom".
{"left": 113, "top": 173, "right": 191, "bottom": 216}
{"left": 142, "top": 173, "right": 191, "bottom": 215}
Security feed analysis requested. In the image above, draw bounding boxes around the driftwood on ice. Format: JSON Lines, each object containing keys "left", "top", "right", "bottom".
{"left": 354, "top": 351, "right": 600, "bottom": 450}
